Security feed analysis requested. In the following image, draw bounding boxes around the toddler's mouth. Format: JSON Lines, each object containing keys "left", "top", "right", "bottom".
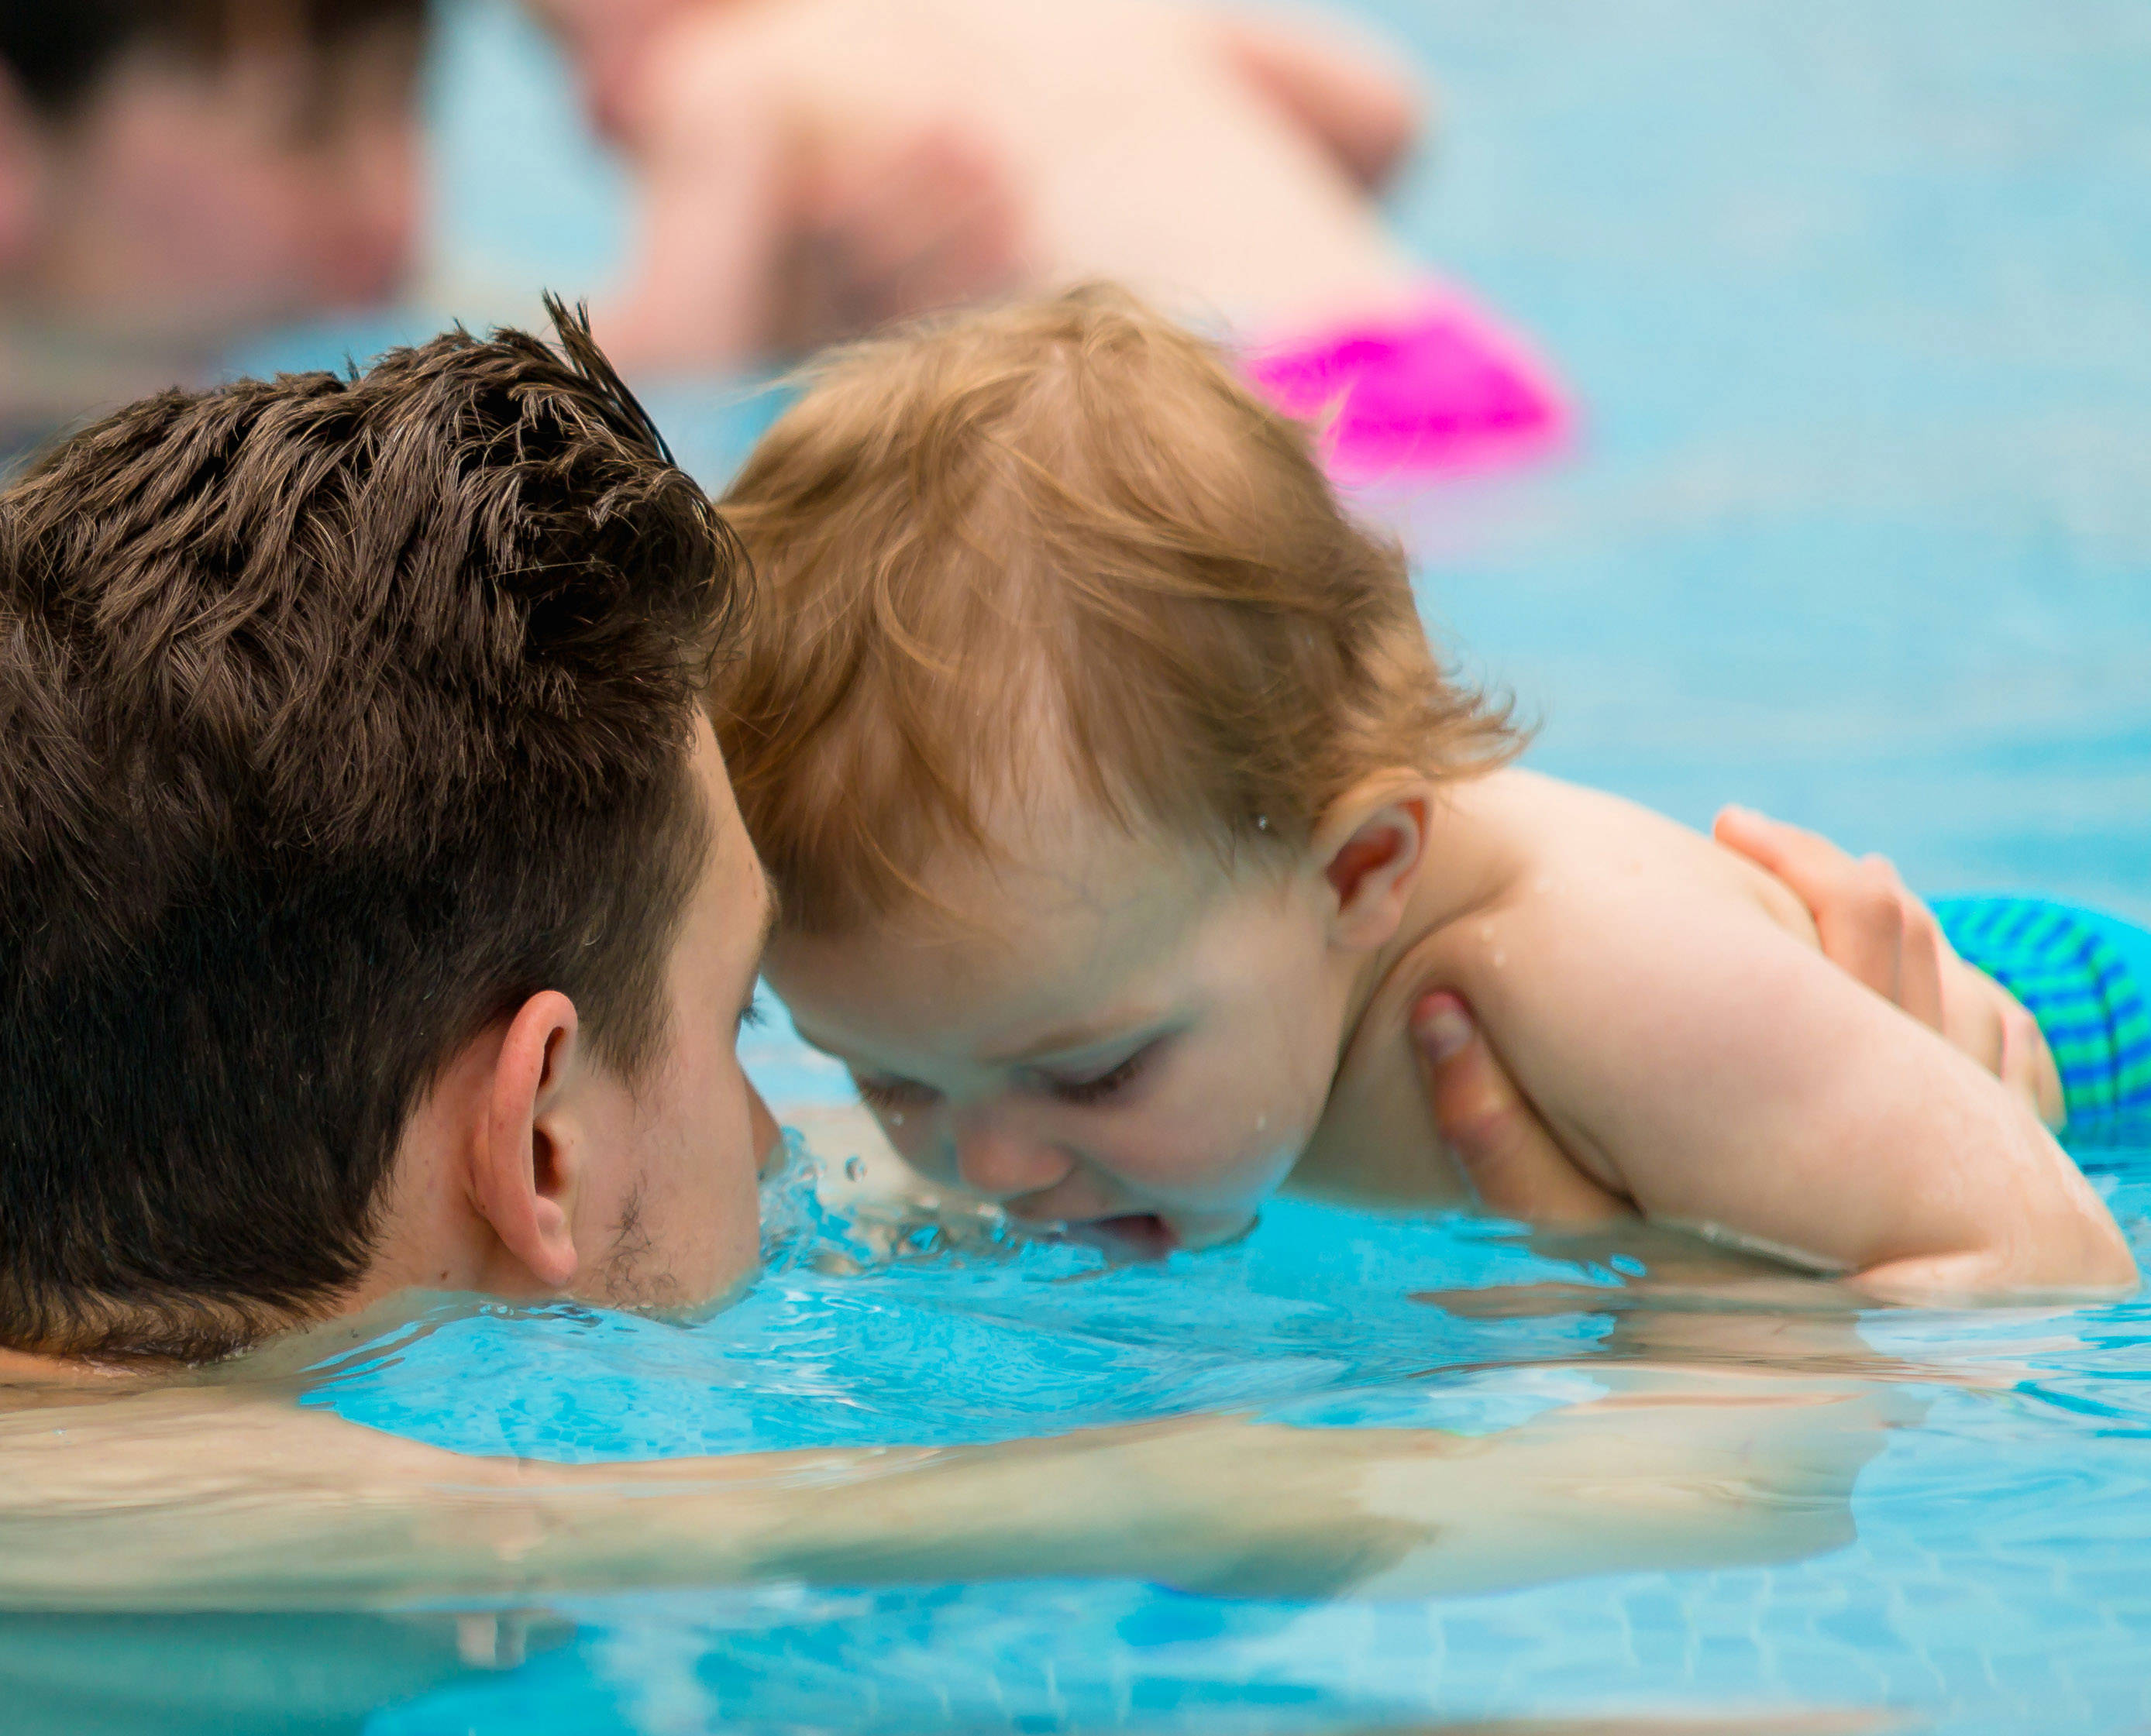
{"left": 1058, "top": 1213, "right": 1179, "bottom": 1262}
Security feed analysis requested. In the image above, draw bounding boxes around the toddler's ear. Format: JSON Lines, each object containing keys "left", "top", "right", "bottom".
{"left": 1313, "top": 777, "right": 1432, "bottom": 951}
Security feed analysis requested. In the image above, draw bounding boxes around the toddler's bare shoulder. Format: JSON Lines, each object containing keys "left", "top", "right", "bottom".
{"left": 1475, "top": 773, "right": 1819, "bottom": 948}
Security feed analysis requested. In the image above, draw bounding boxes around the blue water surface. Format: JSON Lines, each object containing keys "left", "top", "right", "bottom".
{"left": 307, "top": 1174, "right": 1608, "bottom": 1460}
{"left": 312, "top": 1154, "right": 2151, "bottom": 1736}
{"left": 26, "top": 2, "right": 2151, "bottom": 1733}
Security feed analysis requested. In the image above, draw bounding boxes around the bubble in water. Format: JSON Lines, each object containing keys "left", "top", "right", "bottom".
{"left": 757, "top": 1120, "right": 1034, "bottom": 1277}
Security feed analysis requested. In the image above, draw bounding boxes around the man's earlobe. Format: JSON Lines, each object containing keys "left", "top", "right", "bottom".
{"left": 1318, "top": 781, "right": 1432, "bottom": 950}
{"left": 473, "top": 991, "right": 587, "bottom": 1291}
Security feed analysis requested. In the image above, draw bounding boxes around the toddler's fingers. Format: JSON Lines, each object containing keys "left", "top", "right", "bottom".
{"left": 1409, "top": 992, "right": 1626, "bottom": 1225}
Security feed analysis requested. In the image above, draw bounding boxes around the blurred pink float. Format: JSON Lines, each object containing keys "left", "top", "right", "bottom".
{"left": 1244, "top": 284, "right": 1574, "bottom": 483}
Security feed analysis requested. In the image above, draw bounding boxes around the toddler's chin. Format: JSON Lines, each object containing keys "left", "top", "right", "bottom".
{"left": 1168, "top": 1207, "right": 1261, "bottom": 1253}
{"left": 1058, "top": 1207, "right": 1257, "bottom": 1262}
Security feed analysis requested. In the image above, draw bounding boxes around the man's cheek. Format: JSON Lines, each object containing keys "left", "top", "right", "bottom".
{"left": 749, "top": 1088, "right": 783, "bottom": 1177}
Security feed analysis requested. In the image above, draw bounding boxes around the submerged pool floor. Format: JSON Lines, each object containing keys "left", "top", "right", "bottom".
{"left": 24, "top": 1, "right": 2151, "bottom": 1732}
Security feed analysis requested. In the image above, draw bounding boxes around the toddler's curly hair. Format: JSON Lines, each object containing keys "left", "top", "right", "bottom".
{"left": 717, "top": 285, "right": 1520, "bottom": 933}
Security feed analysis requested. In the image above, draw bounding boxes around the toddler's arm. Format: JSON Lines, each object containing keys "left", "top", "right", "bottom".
{"left": 1410, "top": 826, "right": 2072, "bottom": 1222}
{"left": 1712, "top": 806, "right": 2063, "bottom": 1124}
{"left": 1449, "top": 871, "right": 2133, "bottom": 1301}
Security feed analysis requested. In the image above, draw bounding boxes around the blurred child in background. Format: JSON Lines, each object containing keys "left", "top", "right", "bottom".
{"left": 0, "top": 0, "right": 426, "bottom": 448}
{"left": 537, "top": 0, "right": 1564, "bottom": 478}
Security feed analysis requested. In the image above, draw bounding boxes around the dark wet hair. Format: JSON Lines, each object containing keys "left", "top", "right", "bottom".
{"left": 0, "top": 300, "right": 742, "bottom": 1361}
{"left": 0, "top": 0, "right": 427, "bottom": 118}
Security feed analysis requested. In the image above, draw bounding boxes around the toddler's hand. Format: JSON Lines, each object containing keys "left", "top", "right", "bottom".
{"left": 1712, "top": 807, "right": 2064, "bottom": 1127}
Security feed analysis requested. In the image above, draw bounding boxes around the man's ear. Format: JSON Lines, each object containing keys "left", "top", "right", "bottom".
{"left": 1313, "top": 775, "right": 1433, "bottom": 951}
{"left": 471, "top": 991, "right": 590, "bottom": 1291}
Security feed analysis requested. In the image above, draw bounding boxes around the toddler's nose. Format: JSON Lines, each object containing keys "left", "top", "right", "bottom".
{"left": 949, "top": 1116, "right": 1073, "bottom": 1201}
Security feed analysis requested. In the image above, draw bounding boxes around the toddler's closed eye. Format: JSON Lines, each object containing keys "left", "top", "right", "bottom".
{"left": 1044, "top": 1044, "right": 1156, "bottom": 1106}
{"left": 854, "top": 1074, "right": 940, "bottom": 1113}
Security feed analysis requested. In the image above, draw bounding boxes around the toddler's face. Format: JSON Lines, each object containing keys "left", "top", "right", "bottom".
{"left": 766, "top": 807, "right": 1363, "bottom": 1260}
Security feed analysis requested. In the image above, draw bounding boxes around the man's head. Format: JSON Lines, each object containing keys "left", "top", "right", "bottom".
{"left": 716, "top": 287, "right": 1515, "bottom": 1256}
{"left": 0, "top": 0, "right": 425, "bottom": 350}
{"left": 0, "top": 304, "right": 773, "bottom": 1362}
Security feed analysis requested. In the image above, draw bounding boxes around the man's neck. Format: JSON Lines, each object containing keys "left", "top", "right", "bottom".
{"left": 0, "top": 1289, "right": 473, "bottom": 1397}
{"left": 0, "top": 1342, "right": 150, "bottom": 1387}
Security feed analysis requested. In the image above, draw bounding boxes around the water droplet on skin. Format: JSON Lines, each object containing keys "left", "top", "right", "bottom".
{"left": 889, "top": 1111, "right": 904, "bottom": 1126}
{"left": 845, "top": 1155, "right": 866, "bottom": 1182}
{"left": 1254, "top": 1112, "right": 1268, "bottom": 1133}
{"left": 1255, "top": 814, "right": 1269, "bottom": 831}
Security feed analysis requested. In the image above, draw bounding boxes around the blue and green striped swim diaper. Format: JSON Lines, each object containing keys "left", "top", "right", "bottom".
{"left": 1932, "top": 896, "right": 2151, "bottom": 1134}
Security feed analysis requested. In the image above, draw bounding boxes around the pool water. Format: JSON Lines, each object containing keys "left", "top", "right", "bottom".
{"left": 19, "top": 1153, "right": 2151, "bottom": 1736}
{"left": 22, "top": 0, "right": 2151, "bottom": 1731}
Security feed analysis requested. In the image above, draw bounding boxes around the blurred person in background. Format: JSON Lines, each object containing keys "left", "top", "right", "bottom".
{"left": 531, "top": 0, "right": 1035, "bottom": 373}
{"left": 530, "top": 0, "right": 1565, "bottom": 478}
{"left": 528, "top": 0, "right": 1420, "bottom": 352}
{"left": 0, "top": 0, "right": 427, "bottom": 452}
